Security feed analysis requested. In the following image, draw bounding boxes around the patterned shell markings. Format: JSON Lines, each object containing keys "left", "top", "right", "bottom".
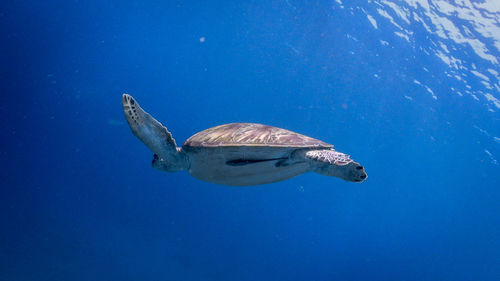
{"left": 183, "top": 123, "right": 333, "bottom": 148}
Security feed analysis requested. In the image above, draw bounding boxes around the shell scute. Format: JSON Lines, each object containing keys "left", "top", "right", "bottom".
{"left": 183, "top": 123, "right": 333, "bottom": 148}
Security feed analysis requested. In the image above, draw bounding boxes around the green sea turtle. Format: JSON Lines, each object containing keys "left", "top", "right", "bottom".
{"left": 122, "top": 94, "right": 367, "bottom": 186}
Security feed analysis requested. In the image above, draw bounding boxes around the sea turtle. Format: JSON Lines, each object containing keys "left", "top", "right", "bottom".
{"left": 122, "top": 94, "right": 367, "bottom": 186}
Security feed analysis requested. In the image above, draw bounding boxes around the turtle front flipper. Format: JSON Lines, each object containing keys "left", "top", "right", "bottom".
{"left": 122, "top": 94, "right": 187, "bottom": 171}
{"left": 306, "top": 149, "right": 367, "bottom": 182}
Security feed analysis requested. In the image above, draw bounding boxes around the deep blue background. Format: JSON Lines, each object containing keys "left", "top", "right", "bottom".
{"left": 1, "top": 1, "right": 499, "bottom": 280}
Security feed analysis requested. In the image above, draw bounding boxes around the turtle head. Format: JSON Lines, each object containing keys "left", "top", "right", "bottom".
{"left": 306, "top": 149, "right": 367, "bottom": 183}
{"left": 317, "top": 161, "right": 367, "bottom": 183}
{"left": 335, "top": 161, "right": 367, "bottom": 183}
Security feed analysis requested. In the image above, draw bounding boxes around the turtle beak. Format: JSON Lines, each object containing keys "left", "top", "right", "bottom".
{"left": 357, "top": 171, "right": 367, "bottom": 182}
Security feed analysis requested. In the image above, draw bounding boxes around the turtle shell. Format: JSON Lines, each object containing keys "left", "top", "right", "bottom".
{"left": 183, "top": 123, "right": 333, "bottom": 148}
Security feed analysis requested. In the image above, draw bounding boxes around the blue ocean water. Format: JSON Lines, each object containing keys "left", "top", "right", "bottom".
{"left": 1, "top": 0, "right": 500, "bottom": 280}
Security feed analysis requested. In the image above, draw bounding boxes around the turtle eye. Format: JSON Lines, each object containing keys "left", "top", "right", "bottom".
{"left": 356, "top": 166, "right": 363, "bottom": 170}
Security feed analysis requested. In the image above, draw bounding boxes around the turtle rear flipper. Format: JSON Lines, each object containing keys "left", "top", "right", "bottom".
{"left": 122, "top": 94, "right": 178, "bottom": 160}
